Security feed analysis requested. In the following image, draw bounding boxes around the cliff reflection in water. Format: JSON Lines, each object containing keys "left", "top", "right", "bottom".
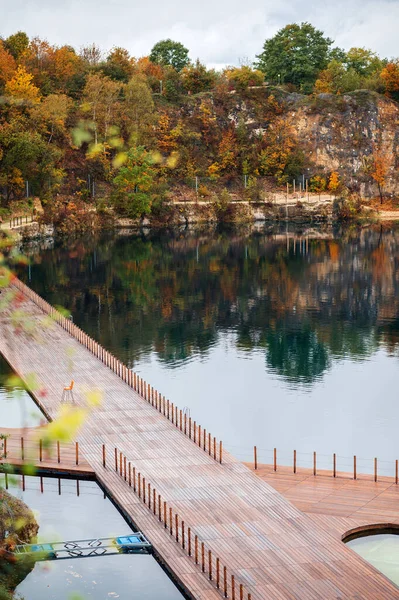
{"left": 19, "top": 225, "right": 399, "bottom": 386}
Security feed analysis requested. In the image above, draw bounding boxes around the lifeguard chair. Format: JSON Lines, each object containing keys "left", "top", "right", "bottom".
{"left": 62, "top": 380, "right": 75, "bottom": 403}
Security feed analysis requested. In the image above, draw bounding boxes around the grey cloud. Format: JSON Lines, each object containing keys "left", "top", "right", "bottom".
{"left": 2, "top": 0, "right": 398, "bottom": 66}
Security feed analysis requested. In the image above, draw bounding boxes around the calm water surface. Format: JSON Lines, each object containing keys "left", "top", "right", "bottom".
{"left": 16, "top": 224, "right": 399, "bottom": 470}
{"left": 0, "top": 355, "right": 45, "bottom": 428}
{"left": 3, "top": 475, "right": 183, "bottom": 600}
{"left": 347, "top": 534, "right": 399, "bottom": 587}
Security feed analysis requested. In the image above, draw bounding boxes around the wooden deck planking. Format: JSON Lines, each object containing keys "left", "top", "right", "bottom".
{"left": 0, "top": 427, "right": 94, "bottom": 475}
{"left": 249, "top": 463, "right": 399, "bottom": 542}
{"left": 1, "top": 286, "right": 399, "bottom": 599}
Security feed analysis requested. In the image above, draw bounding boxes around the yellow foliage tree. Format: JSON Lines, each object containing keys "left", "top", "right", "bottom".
{"left": 328, "top": 171, "right": 341, "bottom": 195}
{"left": 5, "top": 65, "right": 40, "bottom": 103}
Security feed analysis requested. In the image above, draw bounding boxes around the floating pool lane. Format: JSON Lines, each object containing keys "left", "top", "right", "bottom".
{"left": 347, "top": 534, "right": 399, "bottom": 588}
{"left": 14, "top": 534, "right": 152, "bottom": 561}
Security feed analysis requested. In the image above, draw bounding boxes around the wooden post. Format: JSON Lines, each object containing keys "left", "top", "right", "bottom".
{"left": 203, "top": 428, "right": 206, "bottom": 451}
{"left": 220, "top": 440, "right": 223, "bottom": 464}
{"left": 182, "top": 520, "right": 185, "bottom": 549}
{"left": 194, "top": 421, "right": 196, "bottom": 444}
{"left": 115, "top": 448, "right": 118, "bottom": 472}
{"left": 208, "top": 550, "right": 212, "bottom": 580}
{"left": 148, "top": 483, "right": 151, "bottom": 509}
{"left": 213, "top": 437, "right": 216, "bottom": 461}
{"left": 374, "top": 457, "right": 377, "bottom": 482}
{"left": 184, "top": 413, "right": 187, "bottom": 435}
{"left": 138, "top": 473, "right": 141, "bottom": 498}
{"left": 198, "top": 425, "right": 201, "bottom": 447}
{"left": 254, "top": 446, "right": 257, "bottom": 470}
{"left": 75, "top": 442, "right": 79, "bottom": 465}
{"left": 133, "top": 467, "right": 136, "bottom": 492}
{"left": 201, "top": 542, "right": 205, "bottom": 572}
{"left": 119, "top": 452, "right": 123, "bottom": 476}
{"left": 354, "top": 456, "right": 357, "bottom": 480}
{"left": 129, "top": 463, "right": 132, "bottom": 486}
{"left": 124, "top": 456, "right": 127, "bottom": 481}
{"left": 293, "top": 449, "right": 297, "bottom": 474}
{"left": 175, "top": 405, "right": 178, "bottom": 427}
{"left": 240, "top": 584, "right": 244, "bottom": 600}
{"left": 167, "top": 399, "right": 170, "bottom": 420}
{"left": 231, "top": 575, "right": 235, "bottom": 600}
{"left": 313, "top": 451, "right": 316, "bottom": 476}
{"left": 216, "top": 558, "right": 220, "bottom": 588}
{"left": 208, "top": 432, "right": 211, "bottom": 456}
{"left": 333, "top": 453, "right": 336, "bottom": 478}
{"left": 396, "top": 460, "right": 398, "bottom": 485}
{"left": 273, "top": 447, "right": 277, "bottom": 471}
{"left": 39, "top": 439, "right": 43, "bottom": 462}
{"left": 21, "top": 437, "right": 24, "bottom": 460}
{"left": 180, "top": 409, "right": 183, "bottom": 431}
{"left": 175, "top": 514, "right": 179, "bottom": 542}
{"left": 188, "top": 527, "right": 191, "bottom": 556}
{"left": 164, "top": 502, "right": 167, "bottom": 527}
{"left": 102, "top": 444, "right": 106, "bottom": 468}
{"left": 223, "top": 566, "right": 227, "bottom": 598}
{"left": 143, "top": 477, "right": 146, "bottom": 503}
{"left": 169, "top": 508, "right": 173, "bottom": 535}
{"left": 57, "top": 441, "right": 60, "bottom": 464}
{"left": 195, "top": 535, "right": 198, "bottom": 564}
{"left": 189, "top": 417, "right": 192, "bottom": 439}
{"left": 171, "top": 403, "right": 174, "bottom": 424}
{"left": 158, "top": 494, "right": 161, "bottom": 521}
{"left": 153, "top": 488, "right": 156, "bottom": 515}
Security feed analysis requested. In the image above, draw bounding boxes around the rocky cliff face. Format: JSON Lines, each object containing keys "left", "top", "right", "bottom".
{"left": 292, "top": 91, "right": 399, "bottom": 197}
{"left": 234, "top": 89, "right": 399, "bottom": 198}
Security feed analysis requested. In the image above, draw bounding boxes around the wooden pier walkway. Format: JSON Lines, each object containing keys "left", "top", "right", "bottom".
{"left": 1, "top": 278, "right": 398, "bottom": 599}
{"left": 0, "top": 427, "right": 94, "bottom": 476}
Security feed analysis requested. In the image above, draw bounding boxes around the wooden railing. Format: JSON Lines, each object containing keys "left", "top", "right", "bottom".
{"left": 107, "top": 444, "right": 252, "bottom": 600}
{"left": 249, "top": 445, "right": 399, "bottom": 483}
{"left": 10, "top": 276, "right": 223, "bottom": 464}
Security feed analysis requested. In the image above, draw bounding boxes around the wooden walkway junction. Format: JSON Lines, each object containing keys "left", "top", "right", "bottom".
{"left": 0, "top": 278, "right": 398, "bottom": 599}
{"left": 248, "top": 463, "right": 399, "bottom": 542}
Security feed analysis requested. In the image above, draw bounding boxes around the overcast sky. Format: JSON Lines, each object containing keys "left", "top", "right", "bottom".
{"left": 2, "top": 0, "right": 398, "bottom": 68}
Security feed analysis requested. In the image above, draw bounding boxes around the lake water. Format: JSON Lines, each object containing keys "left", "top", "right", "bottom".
{"left": 3, "top": 474, "right": 184, "bottom": 599}
{"left": 15, "top": 224, "right": 399, "bottom": 472}
{"left": 0, "top": 354, "right": 46, "bottom": 428}
{"left": 347, "top": 533, "right": 399, "bottom": 587}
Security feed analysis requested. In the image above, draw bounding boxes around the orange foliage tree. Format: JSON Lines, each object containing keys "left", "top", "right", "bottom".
{"left": 328, "top": 171, "right": 341, "bottom": 196}
{"left": 370, "top": 146, "right": 390, "bottom": 204}
{"left": 0, "top": 42, "right": 16, "bottom": 87}
{"left": 381, "top": 62, "right": 399, "bottom": 99}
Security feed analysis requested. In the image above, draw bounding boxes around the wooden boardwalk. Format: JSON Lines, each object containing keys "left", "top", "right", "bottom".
{"left": 1, "top": 280, "right": 399, "bottom": 599}
{"left": 0, "top": 427, "right": 94, "bottom": 476}
{"left": 248, "top": 463, "right": 399, "bottom": 540}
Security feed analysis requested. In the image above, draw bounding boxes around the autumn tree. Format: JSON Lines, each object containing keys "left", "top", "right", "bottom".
{"left": 370, "top": 147, "right": 390, "bottom": 204}
{"left": 256, "top": 22, "right": 333, "bottom": 90}
{"left": 112, "top": 146, "right": 156, "bottom": 217}
{"left": 225, "top": 66, "right": 264, "bottom": 91}
{"left": 345, "top": 47, "right": 383, "bottom": 77}
{"left": 4, "top": 31, "right": 29, "bottom": 60}
{"left": 81, "top": 73, "right": 121, "bottom": 146}
{"left": 381, "top": 62, "right": 399, "bottom": 100}
{"left": 30, "top": 94, "right": 72, "bottom": 143}
{"left": 309, "top": 175, "right": 327, "bottom": 198}
{"left": 102, "top": 47, "right": 134, "bottom": 82}
{"left": 0, "top": 42, "right": 16, "bottom": 88}
{"left": 80, "top": 43, "right": 102, "bottom": 66}
{"left": 5, "top": 66, "right": 40, "bottom": 103}
{"left": 180, "top": 60, "right": 217, "bottom": 94}
{"left": 328, "top": 171, "right": 341, "bottom": 196}
{"left": 123, "top": 74, "right": 156, "bottom": 144}
{"left": 150, "top": 39, "right": 190, "bottom": 72}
